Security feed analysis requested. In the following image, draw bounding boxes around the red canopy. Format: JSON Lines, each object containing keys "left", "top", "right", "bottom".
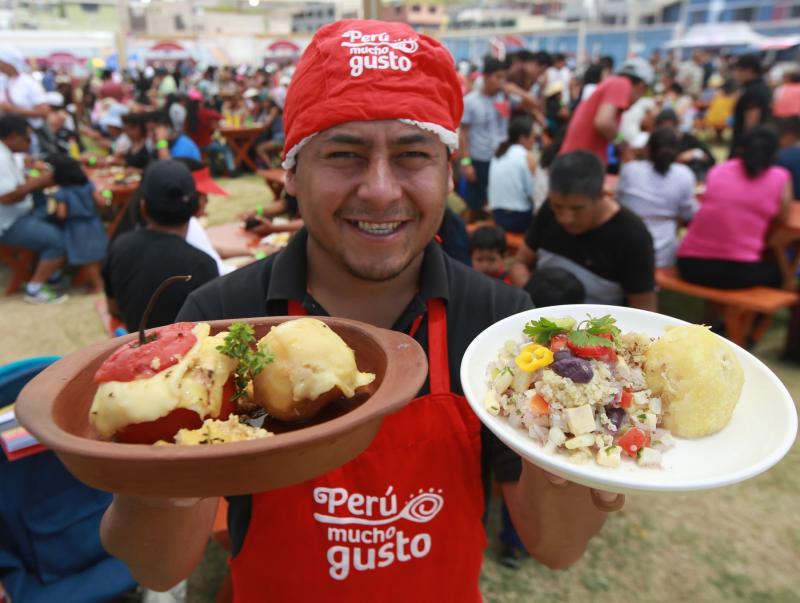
{"left": 151, "top": 41, "right": 186, "bottom": 52}
{"left": 43, "top": 51, "right": 84, "bottom": 67}
{"left": 265, "top": 40, "right": 301, "bottom": 60}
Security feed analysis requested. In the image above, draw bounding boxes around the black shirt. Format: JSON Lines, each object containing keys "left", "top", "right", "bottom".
{"left": 731, "top": 78, "right": 772, "bottom": 158}
{"left": 103, "top": 229, "right": 219, "bottom": 332}
{"left": 176, "top": 228, "right": 532, "bottom": 556}
{"left": 524, "top": 201, "right": 655, "bottom": 296}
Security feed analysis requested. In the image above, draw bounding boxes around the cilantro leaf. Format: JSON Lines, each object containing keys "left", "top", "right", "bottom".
{"left": 523, "top": 317, "right": 569, "bottom": 345}
{"left": 567, "top": 330, "right": 615, "bottom": 348}
{"left": 584, "top": 314, "right": 621, "bottom": 338}
{"left": 217, "top": 322, "right": 274, "bottom": 400}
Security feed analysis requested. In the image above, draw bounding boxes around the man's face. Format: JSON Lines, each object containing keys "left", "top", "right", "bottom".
{"left": 471, "top": 249, "right": 504, "bottom": 276}
{"left": 483, "top": 70, "right": 506, "bottom": 96}
{"left": 286, "top": 120, "right": 451, "bottom": 282}
{"left": 733, "top": 67, "right": 754, "bottom": 85}
{"left": 4, "top": 130, "right": 31, "bottom": 153}
{"left": 550, "top": 191, "right": 600, "bottom": 235}
{"left": 0, "top": 61, "right": 16, "bottom": 77}
{"left": 523, "top": 61, "right": 545, "bottom": 81}
{"left": 629, "top": 81, "right": 647, "bottom": 105}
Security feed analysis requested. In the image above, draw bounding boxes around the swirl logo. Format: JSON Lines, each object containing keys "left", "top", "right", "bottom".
{"left": 314, "top": 491, "right": 444, "bottom": 526}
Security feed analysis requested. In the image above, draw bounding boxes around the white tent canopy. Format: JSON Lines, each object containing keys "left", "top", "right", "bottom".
{"left": 665, "top": 22, "right": 766, "bottom": 49}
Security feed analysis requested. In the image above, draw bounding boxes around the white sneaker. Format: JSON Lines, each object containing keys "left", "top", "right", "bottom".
{"left": 23, "top": 284, "right": 68, "bottom": 305}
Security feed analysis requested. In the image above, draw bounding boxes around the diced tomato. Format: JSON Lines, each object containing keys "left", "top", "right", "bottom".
{"left": 620, "top": 388, "right": 633, "bottom": 409}
{"left": 114, "top": 376, "right": 237, "bottom": 445}
{"left": 95, "top": 322, "right": 198, "bottom": 383}
{"left": 530, "top": 394, "right": 549, "bottom": 415}
{"left": 549, "top": 334, "right": 569, "bottom": 352}
{"left": 565, "top": 340, "right": 618, "bottom": 362}
{"left": 617, "top": 427, "right": 650, "bottom": 458}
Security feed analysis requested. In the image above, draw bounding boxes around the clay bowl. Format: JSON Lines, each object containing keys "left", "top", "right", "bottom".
{"left": 15, "top": 316, "right": 427, "bottom": 498}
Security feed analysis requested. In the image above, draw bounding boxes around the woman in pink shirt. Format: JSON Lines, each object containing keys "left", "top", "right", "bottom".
{"left": 677, "top": 126, "right": 794, "bottom": 290}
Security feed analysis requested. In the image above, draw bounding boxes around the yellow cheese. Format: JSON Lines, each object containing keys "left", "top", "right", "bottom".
{"left": 253, "top": 318, "right": 375, "bottom": 414}
{"left": 89, "top": 324, "right": 236, "bottom": 438}
{"left": 170, "top": 415, "right": 272, "bottom": 445}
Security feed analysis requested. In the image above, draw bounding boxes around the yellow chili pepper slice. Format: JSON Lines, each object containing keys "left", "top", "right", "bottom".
{"left": 515, "top": 343, "right": 554, "bottom": 373}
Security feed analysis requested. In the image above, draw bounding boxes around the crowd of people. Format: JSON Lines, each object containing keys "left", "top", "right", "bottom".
{"left": 1, "top": 18, "right": 800, "bottom": 601}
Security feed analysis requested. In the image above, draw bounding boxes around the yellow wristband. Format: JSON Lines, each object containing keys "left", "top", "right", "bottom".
{"left": 156, "top": 139, "right": 169, "bottom": 150}
{"left": 460, "top": 157, "right": 472, "bottom": 166}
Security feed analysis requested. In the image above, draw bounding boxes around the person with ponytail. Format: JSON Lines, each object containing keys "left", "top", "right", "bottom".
{"left": 677, "top": 125, "right": 795, "bottom": 290}
{"left": 617, "top": 127, "right": 697, "bottom": 267}
{"left": 487, "top": 114, "right": 537, "bottom": 233}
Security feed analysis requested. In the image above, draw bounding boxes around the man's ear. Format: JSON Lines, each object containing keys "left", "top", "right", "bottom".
{"left": 447, "top": 161, "right": 454, "bottom": 194}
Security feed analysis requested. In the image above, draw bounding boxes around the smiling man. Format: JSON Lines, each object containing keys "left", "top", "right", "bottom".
{"left": 101, "top": 20, "right": 624, "bottom": 601}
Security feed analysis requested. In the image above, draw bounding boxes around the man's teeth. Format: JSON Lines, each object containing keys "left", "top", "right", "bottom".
{"left": 356, "top": 221, "right": 401, "bottom": 235}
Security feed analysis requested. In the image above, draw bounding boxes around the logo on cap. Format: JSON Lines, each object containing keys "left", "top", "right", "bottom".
{"left": 341, "top": 30, "right": 418, "bottom": 78}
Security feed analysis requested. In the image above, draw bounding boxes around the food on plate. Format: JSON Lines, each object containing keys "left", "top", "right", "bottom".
{"left": 253, "top": 318, "right": 376, "bottom": 422}
{"left": 485, "top": 315, "right": 744, "bottom": 468}
{"left": 486, "top": 315, "right": 673, "bottom": 468}
{"left": 645, "top": 325, "right": 743, "bottom": 438}
{"left": 164, "top": 415, "right": 272, "bottom": 445}
{"left": 90, "top": 322, "right": 245, "bottom": 444}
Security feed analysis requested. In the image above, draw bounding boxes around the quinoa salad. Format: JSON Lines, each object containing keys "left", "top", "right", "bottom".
{"left": 484, "top": 315, "right": 675, "bottom": 468}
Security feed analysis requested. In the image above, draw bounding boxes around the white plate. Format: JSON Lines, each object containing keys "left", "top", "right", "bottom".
{"left": 460, "top": 304, "right": 798, "bottom": 494}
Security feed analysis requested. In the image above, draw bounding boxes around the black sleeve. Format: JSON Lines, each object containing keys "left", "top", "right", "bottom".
{"left": 101, "top": 253, "right": 114, "bottom": 299}
{"left": 523, "top": 201, "right": 549, "bottom": 251}
{"left": 617, "top": 212, "right": 656, "bottom": 295}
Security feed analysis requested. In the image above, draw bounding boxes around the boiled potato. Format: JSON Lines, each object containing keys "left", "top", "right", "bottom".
{"left": 253, "top": 318, "right": 375, "bottom": 422}
{"left": 645, "top": 325, "right": 743, "bottom": 438}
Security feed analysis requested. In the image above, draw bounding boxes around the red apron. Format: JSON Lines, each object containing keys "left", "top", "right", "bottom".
{"left": 230, "top": 299, "right": 486, "bottom": 602}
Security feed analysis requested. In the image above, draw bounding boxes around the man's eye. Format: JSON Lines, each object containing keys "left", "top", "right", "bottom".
{"left": 398, "top": 151, "right": 430, "bottom": 160}
{"left": 327, "top": 151, "right": 361, "bottom": 159}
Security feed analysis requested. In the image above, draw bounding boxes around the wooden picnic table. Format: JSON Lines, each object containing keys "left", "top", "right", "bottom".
{"left": 257, "top": 168, "right": 286, "bottom": 200}
{"left": 86, "top": 167, "right": 141, "bottom": 237}
{"left": 219, "top": 124, "right": 267, "bottom": 172}
{"left": 205, "top": 222, "right": 280, "bottom": 260}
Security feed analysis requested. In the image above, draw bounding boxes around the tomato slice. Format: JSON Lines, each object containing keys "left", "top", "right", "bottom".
{"left": 114, "top": 376, "right": 237, "bottom": 445}
{"left": 617, "top": 427, "right": 650, "bottom": 458}
{"left": 565, "top": 340, "right": 618, "bottom": 362}
{"left": 95, "top": 322, "right": 198, "bottom": 383}
{"left": 620, "top": 388, "right": 633, "bottom": 409}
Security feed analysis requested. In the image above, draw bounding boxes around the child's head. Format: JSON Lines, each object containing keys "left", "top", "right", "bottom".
{"left": 49, "top": 155, "right": 89, "bottom": 186}
{"left": 524, "top": 267, "right": 585, "bottom": 307}
{"left": 469, "top": 225, "right": 507, "bottom": 276}
{"left": 777, "top": 116, "right": 800, "bottom": 148}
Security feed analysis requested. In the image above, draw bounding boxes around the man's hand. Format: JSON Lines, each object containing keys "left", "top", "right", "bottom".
{"left": 540, "top": 469, "right": 625, "bottom": 513}
{"left": 0, "top": 101, "right": 16, "bottom": 112}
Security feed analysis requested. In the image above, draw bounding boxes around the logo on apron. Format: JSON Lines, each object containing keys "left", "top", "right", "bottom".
{"left": 313, "top": 485, "right": 444, "bottom": 580}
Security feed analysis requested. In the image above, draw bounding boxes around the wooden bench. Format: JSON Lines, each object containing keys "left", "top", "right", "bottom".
{"left": 465, "top": 221, "right": 524, "bottom": 256}
{"left": 0, "top": 245, "right": 36, "bottom": 295}
{"left": 655, "top": 267, "right": 800, "bottom": 346}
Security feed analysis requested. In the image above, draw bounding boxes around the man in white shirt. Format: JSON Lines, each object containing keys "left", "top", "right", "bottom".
{"left": 0, "top": 115, "right": 67, "bottom": 304}
{"left": 0, "top": 46, "right": 50, "bottom": 156}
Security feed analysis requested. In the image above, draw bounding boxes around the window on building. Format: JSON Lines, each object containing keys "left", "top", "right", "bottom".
{"left": 791, "top": 5, "right": 800, "bottom": 18}
{"left": 429, "top": 5, "right": 436, "bottom": 13}
{"left": 411, "top": 4, "right": 421, "bottom": 12}
{"left": 688, "top": 9, "right": 707, "bottom": 24}
{"left": 327, "top": 7, "right": 334, "bottom": 16}
{"left": 661, "top": 2, "right": 681, "bottom": 23}
{"left": 395, "top": 6, "right": 402, "bottom": 13}
{"left": 732, "top": 7, "right": 754, "bottom": 21}
{"left": 174, "top": 14, "right": 185, "bottom": 30}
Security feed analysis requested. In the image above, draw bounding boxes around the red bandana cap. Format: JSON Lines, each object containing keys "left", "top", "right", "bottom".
{"left": 282, "top": 19, "right": 463, "bottom": 169}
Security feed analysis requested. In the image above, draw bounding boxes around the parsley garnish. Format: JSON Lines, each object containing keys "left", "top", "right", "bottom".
{"left": 637, "top": 413, "right": 647, "bottom": 422}
{"left": 567, "top": 330, "right": 615, "bottom": 349}
{"left": 217, "top": 323, "right": 274, "bottom": 400}
{"left": 523, "top": 317, "right": 568, "bottom": 344}
{"left": 582, "top": 315, "right": 621, "bottom": 338}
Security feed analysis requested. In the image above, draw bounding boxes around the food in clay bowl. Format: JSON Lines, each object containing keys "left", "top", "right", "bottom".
{"left": 15, "top": 316, "right": 427, "bottom": 498}
{"left": 460, "top": 305, "right": 797, "bottom": 495}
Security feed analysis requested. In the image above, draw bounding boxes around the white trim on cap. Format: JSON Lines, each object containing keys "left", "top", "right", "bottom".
{"left": 281, "top": 120, "right": 459, "bottom": 170}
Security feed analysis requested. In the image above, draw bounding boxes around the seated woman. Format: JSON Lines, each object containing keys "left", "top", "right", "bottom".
{"left": 119, "top": 113, "right": 151, "bottom": 170}
{"left": 487, "top": 115, "right": 537, "bottom": 234}
{"left": 677, "top": 126, "right": 794, "bottom": 290}
{"left": 617, "top": 127, "right": 697, "bottom": 268}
